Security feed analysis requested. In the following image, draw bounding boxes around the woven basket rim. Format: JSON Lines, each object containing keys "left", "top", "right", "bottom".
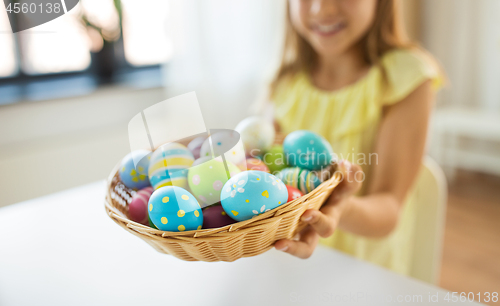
{"left": 105, "top": 162, "right": 341, "bottom": 239}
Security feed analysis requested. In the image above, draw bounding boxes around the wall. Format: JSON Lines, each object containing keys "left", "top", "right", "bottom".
{"left": 421, "top": 0, "right": 500, "bottom": 110}
{"left": 0, "top": 86, "right": 166, "bottom": 207}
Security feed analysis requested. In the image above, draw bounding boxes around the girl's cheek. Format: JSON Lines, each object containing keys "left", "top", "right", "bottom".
{"left": 348, "top": 0, "right": 377, "bottom": 29}
{"left": 341, "top": 0, "right": 377, "bottom": 40}
{"left": 289, "top": 1, "right": 312, "bottom": 37}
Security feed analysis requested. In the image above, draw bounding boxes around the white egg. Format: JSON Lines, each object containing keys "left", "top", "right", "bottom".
{"left": 199, "top": 130, "right": 246, "bottom": 166}
{"left": 235, "top": 116, "right": 275, "bottom": 156}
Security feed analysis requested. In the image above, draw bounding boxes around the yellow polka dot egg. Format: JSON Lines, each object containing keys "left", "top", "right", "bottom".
{"left": 148, "top": 186, "right": 203, "bottom": 232}
{"left": 119, "top": 150, "right": 151, "bottom": 190}
{"left": 220, "top": 170, "right": 288, "bottom": 222}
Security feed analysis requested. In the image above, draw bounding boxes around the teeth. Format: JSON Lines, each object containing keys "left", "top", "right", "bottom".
{"left": 317, "top": 23, "right": 343, "bottom": 33}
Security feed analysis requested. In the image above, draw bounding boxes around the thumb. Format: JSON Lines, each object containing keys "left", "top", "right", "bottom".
{"left": 333, "top": 160, "right": 363, "bottom": 200}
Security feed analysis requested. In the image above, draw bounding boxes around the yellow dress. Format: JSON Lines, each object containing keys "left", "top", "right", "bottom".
{"left": 272, "top": 48, "right": 443, "bottom": 275}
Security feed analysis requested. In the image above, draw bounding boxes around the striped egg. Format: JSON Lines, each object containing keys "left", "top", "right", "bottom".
{"left": 148, "top": 143, "right": 194, "bottom": 190}
{"left": 129, "top": 187, "right": 154, "bottom": 225}
{"left": 276, "top": 167, "right": 321, "bottom": 194}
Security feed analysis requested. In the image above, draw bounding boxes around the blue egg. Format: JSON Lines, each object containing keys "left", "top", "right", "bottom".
{"left": 220, "top": 171, "right": 288, "bottom": 222}
{"left": 276, "top": 167, "right": 322, "bottom": 194}
{"left": 148, "top": 186, "right": 203, "bottom": 232}
{"left": 119, "top": 150, "right": 152, "bottom": 190}
{"left": 283, "top": 130, "right": 334, "bottom": 171}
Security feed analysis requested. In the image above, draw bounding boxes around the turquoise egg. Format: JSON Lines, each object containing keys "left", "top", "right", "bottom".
{"left": 283, "top": 130, "right": 334, "bottom": 171}
{"left": 148, "top": 186, "right": 203, "bottom": 232}
{"left": 220, "top": 171, "right": 288, "bottom": 222}
{"left": 119, "top": 150, "right": 151, "bottom": 190}
{"left": 148, "top": 143, "right": 194, "bottom": 190}
{"left": 276, "top": 167, "right": 321, "bottom": 194}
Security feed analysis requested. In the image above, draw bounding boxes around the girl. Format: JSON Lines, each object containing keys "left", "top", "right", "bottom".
{"left": 270, "top": 0, "right": 443, "bottom": 275}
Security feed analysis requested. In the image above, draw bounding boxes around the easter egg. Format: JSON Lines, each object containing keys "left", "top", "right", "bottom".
{"left": 235, "top": 116, "right": 275, "bottom": 155}
{"left": 245, "top": 158, "right": 270, "bottom": 173}
{"left": 148, "top": 214, "right": 158, "bottom": 229}
{"left": 192, "top": 156, "right": 212, "bottom": 167}
{"left": 110, "top": 176, "right": 135, "bottom": 209}
{"left": 283, "top": 130, "right": 334, "bottom": 171}
{"left": 202, "top": 205, "right": 236, "bottom": 229}
{"left": 276, "top": 167, "right": 322, "bottom": 194}
{"left": 148, "top": 142, "right": 194, "bottom": 190}
{"left": 286, "top": 185, "right": 304, "bottom": 202}
{"left": 119, "top": 150, "right": 151, "bottom": 190}
{"left": 262, "top": 145, "right": 287, "bottom": 174}
{"left": 221, "top": 171, "right": 288, "bottom": 222}
{"left": 188, "top": 157, "right": 241, "bottom": 207}
{"left": 199, "top": 130, "right": 246, "bottom": 166}
{"left": 148, "top": 186, "right": 203, "bottom": 232}
{"left": 312, "top": 163, "right": 337, "bottom": 182}
{"left": 129, "top": 187, "right": 154, "bottom": 225}
{"left": 187, "top": 136, "right": 207, "bottom": 159}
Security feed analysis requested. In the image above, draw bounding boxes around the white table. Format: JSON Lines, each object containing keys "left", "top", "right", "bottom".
{"left": 0, "top": 182, "right": 480, "bottom": 306}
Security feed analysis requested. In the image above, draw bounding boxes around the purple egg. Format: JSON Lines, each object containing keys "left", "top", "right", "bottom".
{"left": 202, "top": 205, "right": 236, "bottom": 229}
{"left": 188, "top": 136, "right": 207, "bottom": 159}
{"left": 129, "top": 187, "right": 154, "bottom": 225}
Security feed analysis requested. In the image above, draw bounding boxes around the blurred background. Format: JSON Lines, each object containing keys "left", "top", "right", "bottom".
{"left": 0, "top": 0, "right": 498, "bottom": 302}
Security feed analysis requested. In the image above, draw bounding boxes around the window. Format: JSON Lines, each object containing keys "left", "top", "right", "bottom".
{"left": 18, "top": 5, "right": 91, "bottom": 75}
{"left": 0, "top": 5, "right": 17, "bottom": 77}
{"left": 0, "top": 0, "right": 171, "bottom": 105}
{"left": 121, "top": 0, "right": 172, "bottom": 66}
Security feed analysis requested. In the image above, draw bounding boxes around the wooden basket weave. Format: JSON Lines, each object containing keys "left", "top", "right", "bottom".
{"left": 104, "top": 135, "right": 341, "bottom": 262}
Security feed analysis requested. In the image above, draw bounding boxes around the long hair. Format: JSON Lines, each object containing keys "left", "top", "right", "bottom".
{"left": 269, "top": 0, "right": 414, "bottom": 97}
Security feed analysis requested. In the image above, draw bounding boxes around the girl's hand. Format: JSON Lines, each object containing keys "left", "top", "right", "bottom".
{"left": 274, "top": 160, "right": 363, "bottom": 258}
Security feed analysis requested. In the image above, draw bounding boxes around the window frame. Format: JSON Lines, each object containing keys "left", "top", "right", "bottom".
{"left": 0, "top": 0, "right": 163, "bottom": 104}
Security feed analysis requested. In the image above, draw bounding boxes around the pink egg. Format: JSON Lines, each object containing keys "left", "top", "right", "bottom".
{"left": 245, "top": 158, "right": 270, "bottom": 173}
{"left": 188, "top": 136, "right": 207, "bottom": 159}
{"left": 202, "top": 205, "right": 236, "bottom": 229}
{"left": 129, "top": 187, "right": 154, "bottom": 225}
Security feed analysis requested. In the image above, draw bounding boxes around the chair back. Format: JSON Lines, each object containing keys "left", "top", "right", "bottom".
{"left": 410, "top": 156, "right": 448, "bottom": 284}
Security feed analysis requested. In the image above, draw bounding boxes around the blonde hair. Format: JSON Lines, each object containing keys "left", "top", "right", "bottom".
{"left": 270, "top": 0, "right": 414, "bottom": 97}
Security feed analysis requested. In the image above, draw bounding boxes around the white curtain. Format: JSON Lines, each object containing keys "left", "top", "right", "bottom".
{"left": 422, "top": 0, "right": 500, "bottom": 111}
{"left": 162, "top": 0, "right": 286, "bottom": 129}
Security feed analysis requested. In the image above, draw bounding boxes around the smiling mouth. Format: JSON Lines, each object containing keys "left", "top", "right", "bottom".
{"left": 312, "top": 22, "right": 346, "bottom": 37}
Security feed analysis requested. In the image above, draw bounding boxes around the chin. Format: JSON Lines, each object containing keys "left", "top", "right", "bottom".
{"left": 312, "top": 42, "right": 347, "bottom": 58}
{"left": 307, "top": 33, "right": 351, "bottom": 57}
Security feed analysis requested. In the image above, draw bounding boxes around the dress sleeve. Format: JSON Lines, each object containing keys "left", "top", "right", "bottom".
{"left": 381, "top": 48, "right": 443, "bottom": 105}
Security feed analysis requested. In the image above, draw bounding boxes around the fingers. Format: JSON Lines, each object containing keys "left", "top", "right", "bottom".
{"left": 338, "top": 160, "right": 363, "bottom": 191}
{"left": 300, "top": 209, "right": 337, "bottom": 238}
{"left": 274, "top": 160, "right": 362, "bottom": 259}
{"left": 275, "top": 227, "right": 319, "bottom": 259}
{"left": 329, "top": 160, "right": 363, "bottom": 204}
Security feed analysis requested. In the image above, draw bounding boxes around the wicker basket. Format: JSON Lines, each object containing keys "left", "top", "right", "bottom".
{"left": 104, "top": 136, "right": 341, "bottom": 262}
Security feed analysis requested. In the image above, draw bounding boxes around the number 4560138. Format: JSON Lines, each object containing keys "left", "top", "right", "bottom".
{"left": 6, "top": 2, "right": 62, "bottom": 14}
{"left": 444, "top": 292, "right": 498, "bottom": 303}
